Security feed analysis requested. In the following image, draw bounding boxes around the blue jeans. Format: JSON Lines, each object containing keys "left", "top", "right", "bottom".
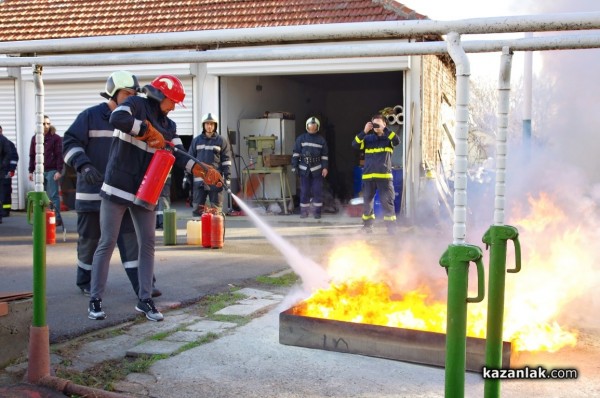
{"left": 44, "top": 170, "right": 62, "bottom": 221}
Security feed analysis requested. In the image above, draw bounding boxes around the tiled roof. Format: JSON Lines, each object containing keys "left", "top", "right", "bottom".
{"left": 0, "top": 0, "right": 427, "bottom": 42}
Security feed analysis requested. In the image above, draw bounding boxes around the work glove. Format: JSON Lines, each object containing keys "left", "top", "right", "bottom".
{"left": 80, "top": 164, "right": 104, "bottom": 185}
{"left": 192, "top": 163, "right": 223, "bottom": 188}
{"left": 136, "top": 120, "right": 165, "bottom": 149}
{"left": 291, "top": 167, "right": 297, "bottom": 174}
{"left": 182, "top": 173, "right": 191, "bottom": 190}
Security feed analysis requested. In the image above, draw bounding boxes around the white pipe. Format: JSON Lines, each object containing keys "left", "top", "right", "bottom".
{"left": 33, "top": 65, "right": 45, "bottom": 193}
{"left": 1, "top": 33, "right": 600, "bottom": 67}
{"left": 446, "top": 32, "right": 470, "bottom": 245}
{"left": 1, "top": 12, "right": 600, "bottom": 54}
{"left": 523, "top": 33, "right": 533, "bottom": 156}
{"left": 494, "top": 47, "right": 513, "bottom": 226}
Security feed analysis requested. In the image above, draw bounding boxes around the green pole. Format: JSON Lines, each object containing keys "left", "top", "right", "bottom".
{"left": 439, "top": 244, "right": 485, "bottom": 398}
{"left": 482, "top": 225, "right": 521, "bottom": 398}
{"left": 27, "top": 191, "right": 50, "bottom": 327}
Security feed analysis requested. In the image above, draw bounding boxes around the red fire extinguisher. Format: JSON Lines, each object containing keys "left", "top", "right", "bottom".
{"left": 46, "top": 209, "right": 56, "bottom": 245}
{"left": 134, "top": 149, "right": 175, "bottom": 210}
{"left": 201, "top": 212, "right": 212, "bottom": 248}
{"left": 211, "top": 212, "right": 225, "bottom": 249}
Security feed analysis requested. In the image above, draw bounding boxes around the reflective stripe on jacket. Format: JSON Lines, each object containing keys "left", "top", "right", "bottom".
{"left": 352, "top": 128, "right": 400, "bottom": 179}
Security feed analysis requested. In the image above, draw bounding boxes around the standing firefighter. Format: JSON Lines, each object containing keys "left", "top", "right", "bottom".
{"left": 352, "top": 114, "right": 400, "bottom": 233}
{"left": 63, "top": 70, "right": 160, "bottom": 297}
{"left": 188, "top": 112, "right": 232, "bottom": 215}
{"left": 88, "top": 74, "right": 221, "bottom": 322}
{"left": 0, "top": 125, "right": 18, "bottom": 218}
{"left": 291, "top": 116, "right": 329, "bottom": 219}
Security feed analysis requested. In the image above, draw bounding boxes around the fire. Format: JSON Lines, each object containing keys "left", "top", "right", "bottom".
{"left": 294, "top": 192, "right": 588, "bottom": 353}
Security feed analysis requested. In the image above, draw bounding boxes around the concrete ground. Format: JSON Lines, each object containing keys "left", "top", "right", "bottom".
{"left": 1, "top": 200, "right": 599, "bottom": 397}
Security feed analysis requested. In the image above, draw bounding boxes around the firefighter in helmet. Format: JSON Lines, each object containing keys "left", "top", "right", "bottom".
{"left": 291, "top": 116, "right": 329, "bottom": 219}
{"left": 88, "top": 74, "right": 220, "bottom": 322}
{"left": 63, "top": 70, "right": 160, "bottom": 298}
{"left": 352, "top": 114, "right": 400, "bottom": 233}
{"left": 188, "top": 112, "right": 232, "bottom": 215}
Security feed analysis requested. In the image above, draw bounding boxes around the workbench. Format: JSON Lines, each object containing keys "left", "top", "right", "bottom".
{"left": 241, "top": 166, "right": 293, "bottom": 214}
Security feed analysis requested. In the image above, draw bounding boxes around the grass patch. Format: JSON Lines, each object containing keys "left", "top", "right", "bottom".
{"left": 203, "top": 291, "right": 246, "bottom": 316}
{"left": 175, "top": 332, "right": 220, "bottom": 354}
{"left": 256, "top": 272, "right": 299, "bottom": 286}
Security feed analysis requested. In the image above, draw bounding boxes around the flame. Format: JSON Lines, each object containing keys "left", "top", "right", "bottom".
{"left": 294, "top": 193, "right": 588, "bottom": 353}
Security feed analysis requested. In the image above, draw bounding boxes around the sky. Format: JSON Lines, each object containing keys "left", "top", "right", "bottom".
{"left": 400, "top": 0, "right": 599, "bottom": 79}
{"left": 401, "top": 0, "right": 600, "bottom": 182}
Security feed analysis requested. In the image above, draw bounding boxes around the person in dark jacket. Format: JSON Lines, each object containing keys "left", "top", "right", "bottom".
{"left": 352, "top": 114, "right": 400, "bottom": 233}
{"left": 88, "top": 74, "right": 221, "bottom": 322}
{"left": 63, "top": 70, "right": 161, "bottom": 298}
{"left": 0, "top": 125, "right": 17, "bottom": 218}
{"left": 188, "top": 112, "right": 232, "bottom": 215}
{"left": 291, "top": 116, "right": 329, "bottom": 219}
{"left": 0, "top": 127, "right": 13, "bottom": 224}
{"left": 28, "top": 115, "right": 64, "bottom": 226}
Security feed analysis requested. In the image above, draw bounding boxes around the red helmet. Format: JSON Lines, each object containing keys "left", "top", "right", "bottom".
{"left": 150, "top": 75, "right": 186, "bottom": 105}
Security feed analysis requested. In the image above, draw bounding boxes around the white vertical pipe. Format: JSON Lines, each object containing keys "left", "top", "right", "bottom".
{"left": 446, "top": 32, "right": 471, "bottom": 245}
{"left": 494, "top": 47, "right": 513, "bottom": 226}
{"left": 523, "top": 32, "right": 533, "bottom": 156}
{"left": 33, "top": 65, "right": 45, "bottom": 193}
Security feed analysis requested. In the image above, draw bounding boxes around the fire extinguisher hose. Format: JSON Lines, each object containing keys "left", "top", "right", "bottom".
{"left": 165, "top": 141, "right": 230, "bottom": 192}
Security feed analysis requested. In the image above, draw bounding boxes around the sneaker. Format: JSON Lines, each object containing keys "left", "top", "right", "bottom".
{"left": 300, "top": 213, "right": 308, "bottom": 219}
{"left": 135, "top": 298, "right": 164, "bottom": 322}
{"left": 314, "top": 214, "right": 321, "bottom": 219}
{"left": 151, "top": 287, "right": 162, "bottom": 298}
{"left": 88, "top": 298, "right": 106, "bottom": 320}
{"left": 80, "top": 287, "right": 91, "bottom": 297}
{"left": 361, "top": 225, "right": 374, "bottom": 234}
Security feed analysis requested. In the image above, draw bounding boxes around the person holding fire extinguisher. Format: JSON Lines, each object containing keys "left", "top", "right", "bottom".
{"left": 63, "top": 70, "right": 161, "bottom": 298}
{"left": 188, "top": 112, "right": 232, "bottom": 215}
{"left": 88, "top": 74, "right": 222, "bottom": 322}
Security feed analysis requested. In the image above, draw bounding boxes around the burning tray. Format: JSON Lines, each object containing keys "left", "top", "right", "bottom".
{"left": 280, "top": 307, "right": 511, "bottom": 372}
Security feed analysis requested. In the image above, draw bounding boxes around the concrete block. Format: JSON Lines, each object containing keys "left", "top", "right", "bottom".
{"left": 186, "top": 320, "right": 237, "bottom": 333}
{"left": 0, "top": 297, "right": 32, "bottom": 368}
{"left": 126, "top": 340, "right": 188, "bottom": 357}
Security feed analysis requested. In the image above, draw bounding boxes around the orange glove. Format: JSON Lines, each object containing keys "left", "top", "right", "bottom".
{"left": 136, "top": 121, "right": 165, "bottom": 149}
{"left": 192, "top": 163, "right": 223, "bottom": 188}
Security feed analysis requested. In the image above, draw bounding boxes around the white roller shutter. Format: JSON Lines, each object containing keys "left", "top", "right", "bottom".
{"left": 44, "top": 78, "right": 194, "bottom": 137}
{"left": 0, "top": 78, "right": 19, "bottom": 210}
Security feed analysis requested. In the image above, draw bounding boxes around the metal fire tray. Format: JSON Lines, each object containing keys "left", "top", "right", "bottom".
{"left": 280, "top": 307, "right": 511, "bottom": 372}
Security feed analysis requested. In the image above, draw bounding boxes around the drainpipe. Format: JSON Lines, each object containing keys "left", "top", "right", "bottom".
{"left": 523, "top": 32, "right": 533, "bottom": 159}
{"left": 26, "top": 64, "right": 51, "bottom": 384}
{"left": 446, "top": 31, "right": 470, "bottom": 246}
{"left": 482, "top": 47, "right": 522, "bottom": 398}
{"left": 439, "top": 32, "right": 486, "bottom": 398}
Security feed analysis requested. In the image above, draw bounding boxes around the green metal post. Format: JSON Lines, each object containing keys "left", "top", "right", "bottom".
{"left": 27, "top": 191, "right": 50, "bottom": 327}
{"left": 439, "top": 244, "right": 485, "bottom": 398}
{"left": 482, "top": 225, "right": 521, "bottom": 398}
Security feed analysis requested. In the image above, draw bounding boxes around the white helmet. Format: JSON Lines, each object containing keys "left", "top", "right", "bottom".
{"left": 305, "top": 116, "right": 320, "bottom": 131}
{"left": 101, "top": 70, "right": 139, "bottom": 100}
{"left": 202, "top": 113, "right": 219, "bottom": 130}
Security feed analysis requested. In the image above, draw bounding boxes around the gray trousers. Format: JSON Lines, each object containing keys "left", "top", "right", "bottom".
{"left": 361, "top": 179, "right": 395, "bottom": 225}
{"left": 91, "top": 199, "right": 156, "bottom": 301}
